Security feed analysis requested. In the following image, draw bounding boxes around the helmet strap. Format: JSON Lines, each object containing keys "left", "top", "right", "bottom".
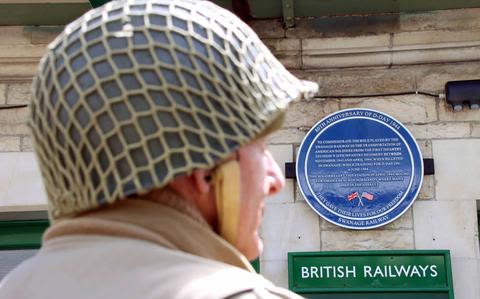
{"left": 212, "top": 159, "right": 241, "bottom": 246}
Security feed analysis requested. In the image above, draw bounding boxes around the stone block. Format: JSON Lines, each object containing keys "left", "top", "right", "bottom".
{"left": 30, "top": 26, "right": 62, "bottom": 44}
{"left": 264, "top": 38, "right": 300, "bottom": 52}
{"left": 417, "top": 139, "right": 432, "bottom": 158}
{"left": 404, "top": 125, "right": 429, "bottom": 140}
{"left": 0, "top": 44, "right": 46, "bottom": 59}
{"left": 392, "top": 46, "right": 480, "bottom": 67}
{"left": 0, "top": 84, "right": 6, "bottom": 104}
{"left": 303, "top": 52, "right": 390, "bottom": 69}
{"left": 376, "top": 209, "right": 415, "bottom": 230}
{"left": 21, "top": 136, "right": 33, "bottom": 152}
{"left": 0, "top": 60, "right": 39, "bottom": 79}
{"left": 414, "top": 62, "right": 480, "bottom": 93}
{"left": 450, "top": 257, "right": 480, "bottom": 299}
{"left": 413, "top": 200, "right": 478, "bottom": 258}
{"left": 249, "top": 19, "right": 285, "bottom": 39}
{"left": 319, "top": 217, "right": 342, "bottom": 231}
{"left": 339, "top": 95, "right": 437, "bottom": 124}
{"left": 472, "top": 123, "right": 480, "bottom": 138}
{"left": 0, "top": 27, "right": 31, "bottom": 45}
{"left": 416, "top": 139, "right": 435, "bottom": 200}
{"left": 284, "top": 99, "right": 339, "bottom": 128}
{"left": 417, "top": 175, "right": 434, "bottom": 200}
{"left": 393, "top": 30, "right": 480, "bottom": 48}
{"left": 261, "top": 201, "right": 320, "bottom": 260}
{"left": 392, "top": 30, "right": 480, "bottom": 66}
{"left": 260, "top": 260, "right": 289, "bottom": 289}
{"left": 302, "top": 35, "right": 391, "bottom": 69}
{"left": 267, "top": 144, "right": 294, "bottom": 204}
{"left": 321, "top": 229, "right": 414, "bottom": 251}
{"left": 0, "top": 152, "right": 47, "bottom": 210}
{"left": 0, "top": 136, "right": 21, "bottom": 152}
{"left": 406, "top": 123, "right": 471, "bottom": 139}
{"left": 433, "top": 139, "right": 480, "bottom": 200}
{"left": 317, "top": 67, "right": 415, "bottom": 96}
{"left": 303, "top": 34, "right": 390, "bottom": 52}
{"left": 0, "top": 106, "right": 31, "bottom": 135}
{"left": 294, "top": 182, "right": 305, "bottom": 202}
{"left": 6, "top": 82, "right": 32, "bottom": 105}
{"left": 277, "top": 55, "right": 302, "bottom": 69}
{"left": 263, "top": 38, "right": 301, "bottom": 69}
{"left": 267, "top": 128, "right": 308, "bottom": 145}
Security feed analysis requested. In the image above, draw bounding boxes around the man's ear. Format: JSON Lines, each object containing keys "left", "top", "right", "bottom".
{"left": 192, "top": 169, "right": 212, "bottom": 194}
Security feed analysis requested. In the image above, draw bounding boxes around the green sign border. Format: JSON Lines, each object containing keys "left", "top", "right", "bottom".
{"left": 0, "top": 220, "right": 50, "bottom": 250}
{"left": 288, "top": 250, "right": 454, "bottom": 299}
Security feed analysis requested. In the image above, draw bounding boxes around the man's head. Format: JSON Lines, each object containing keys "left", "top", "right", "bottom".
{"left": 30, "top": 0, "right": 317, "bottom": 257}
{"left": 167, "top": 137, "right": 284, "bottom": 259}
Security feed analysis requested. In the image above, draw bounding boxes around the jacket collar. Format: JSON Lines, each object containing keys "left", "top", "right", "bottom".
{"left": 44, "top": 189, "right": 255, "bottom": 272}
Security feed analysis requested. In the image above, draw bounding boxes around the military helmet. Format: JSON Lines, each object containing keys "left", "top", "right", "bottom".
{"left": 30, "top": 0, "right": 318, "bottom": 219}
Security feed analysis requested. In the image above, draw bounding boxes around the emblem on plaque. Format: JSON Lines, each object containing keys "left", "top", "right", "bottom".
{"left": 296, "top": 109, "right": 423, "bottom": 229}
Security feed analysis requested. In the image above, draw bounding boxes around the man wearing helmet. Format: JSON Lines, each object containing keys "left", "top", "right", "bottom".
{"left": 0, "top": 0, "right": 317, "bottom": 298}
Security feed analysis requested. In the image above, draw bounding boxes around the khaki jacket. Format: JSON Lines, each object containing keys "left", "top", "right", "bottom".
{"left": 0, "top": 190, "right": 303, "bottom": 299}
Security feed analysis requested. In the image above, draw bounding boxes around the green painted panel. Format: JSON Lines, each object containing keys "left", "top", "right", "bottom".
{"left": 3, "top": 0, "right": 480, "bottom": 26}
{"left": 90, "top": 0, "right": 109, "bottom": 8}
{"left": 397, "top": 0, "right": 480, "bottom": 12}
{"left": 288, "top": 250, "right": 454, "bottom": 299}
{"left": 248, "top": 1, "right": 282, "bottom": 19}
{"left": 294, "top": 0, "right": 401, "bottom": 16}
{"left": 0, "top": 220, "right": 50, "bottom": 249}
{"left": 248, "top": 0, "right": 480, "bottom": 18}
{"left": 0, "top": 4, "right": 91, "bottom": 26}
{"left": 250, "top": 258, "right": 260, "bottom": 273}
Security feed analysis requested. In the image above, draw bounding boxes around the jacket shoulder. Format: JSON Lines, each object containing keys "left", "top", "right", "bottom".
{"left": 0, "top": 235, "right": 302, "bottom": 299}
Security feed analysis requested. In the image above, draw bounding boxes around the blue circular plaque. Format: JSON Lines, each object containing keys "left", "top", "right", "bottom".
{"left": 296, "top": 109, "right": 423, "bottom": 230}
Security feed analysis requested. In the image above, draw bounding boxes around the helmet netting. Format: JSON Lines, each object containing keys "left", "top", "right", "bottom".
{"left": 30, "top": 0, "right": 317, "bottom": 219}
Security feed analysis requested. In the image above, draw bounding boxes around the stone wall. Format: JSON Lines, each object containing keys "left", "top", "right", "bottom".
{"left": 254, "top": 8, "right": 480, "bottom": 299}
{"left": 0, "top": 26, "right": 60, "bottom": 212}
{"left": 0, "top": 7, "right": 479, "bottom": 299}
